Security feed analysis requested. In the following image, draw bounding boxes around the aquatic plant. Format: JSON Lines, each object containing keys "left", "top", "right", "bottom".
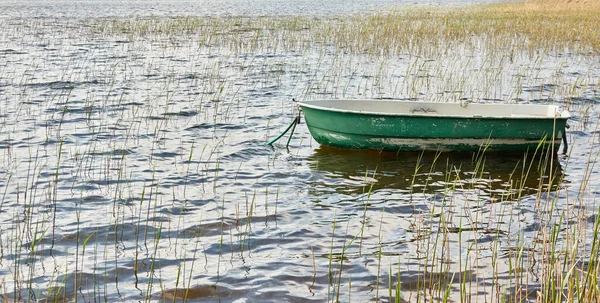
{"left": 0, "top": 0, "right": 598, "bottom": 302}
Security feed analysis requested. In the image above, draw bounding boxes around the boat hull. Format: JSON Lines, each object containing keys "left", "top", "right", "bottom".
{"left": 299, "top": 100, "right": 569, "bottom": 153}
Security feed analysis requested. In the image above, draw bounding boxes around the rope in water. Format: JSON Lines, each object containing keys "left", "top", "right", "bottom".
{"left": 267, "top": 115, "right": 299, "bottom": 148}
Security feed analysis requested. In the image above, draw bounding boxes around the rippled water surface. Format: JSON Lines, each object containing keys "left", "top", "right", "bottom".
{"left": 0, "top": 0, "right": 500, "bottom": 18}
{"left": 1, "top": 1, "right": 600, "bottom": 302}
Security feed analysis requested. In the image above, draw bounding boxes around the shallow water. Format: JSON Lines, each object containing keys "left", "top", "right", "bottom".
{"left": 1, "top": 1, "right": 600, "bottom": 302}
{"left": 0, "top": 0, "right": 500, "bottom": 18}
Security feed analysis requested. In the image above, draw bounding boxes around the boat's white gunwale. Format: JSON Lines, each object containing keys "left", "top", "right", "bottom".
{"left": 298, "top": 100, "right": 571, "bottom": 120}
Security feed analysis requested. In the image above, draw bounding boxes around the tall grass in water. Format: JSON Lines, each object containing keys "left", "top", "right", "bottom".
{"left": 346, "top": 148, "right": 600, "bottom": 303}
{"left": 0, "top": 0, "right": 598, "bottom": 302}
{"left": 93, "top": 0, "right": 600, "bottom": 57}
{"left": 87, "top": 0, "right": 599, "bottom": 103}
{"left": 311, "top": 138, "right": 597, "bottom": 302}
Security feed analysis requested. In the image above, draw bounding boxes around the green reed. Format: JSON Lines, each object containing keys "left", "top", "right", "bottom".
{"left": 0, "top": 0, "right": 598, "bottom": 302}
{"left": 91, "top": 1, "right": 600, "bottom": 58}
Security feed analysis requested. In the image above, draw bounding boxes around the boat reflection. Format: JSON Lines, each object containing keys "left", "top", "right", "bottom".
{"left": 306, "top": 147, "right": 564, "bottom": 198}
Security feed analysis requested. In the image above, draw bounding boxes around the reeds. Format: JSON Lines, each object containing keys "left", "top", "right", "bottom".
{"left": 89, "top": 0, "right": 600, "bottom": 57}
{"left": 0, "top": 0, "right": 598, "bottom": 302}
{"left": 314, "top": 148, "right": 600, "bottom": 302}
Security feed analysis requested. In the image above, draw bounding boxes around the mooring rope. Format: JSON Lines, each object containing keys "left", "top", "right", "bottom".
{"left": 267, "top": 99, "right": 301, "bottom": 148}
{"left": 267, "top": 115, "right": 299, "bottom": 147}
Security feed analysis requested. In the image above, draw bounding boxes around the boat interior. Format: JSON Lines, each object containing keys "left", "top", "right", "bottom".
{"left": 299, "top": 100, "right": 570, "bottom": 118}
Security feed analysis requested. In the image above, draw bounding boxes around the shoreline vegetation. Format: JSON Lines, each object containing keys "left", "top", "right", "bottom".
{"left": 82, "top": 0, "right": 600, "bottom": 104}
{"left": 90, "top": 0, "right": 600, "bottom": 301}
{"left": 0, "top": 0, "right": 599, "bottom": 302}
{"left": 89, "top": 0, "right": 600, "bottom": 57}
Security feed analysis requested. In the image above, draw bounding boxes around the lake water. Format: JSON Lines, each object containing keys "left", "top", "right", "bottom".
{"left": 1, "top": 0, "right": 500, "bottom": 18}
{"left": 1, "top": 1, "right": 599, "bottom": 302}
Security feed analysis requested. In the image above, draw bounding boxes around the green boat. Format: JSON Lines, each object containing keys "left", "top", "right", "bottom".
{"left": 298, "top": 100, "right": 570, "bottom": 153}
